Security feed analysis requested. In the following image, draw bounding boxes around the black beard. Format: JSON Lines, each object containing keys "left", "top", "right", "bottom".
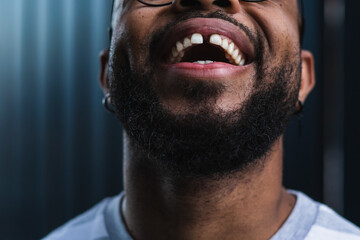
{"left": 109, "top": 12, "right": 301, "bottom": 179}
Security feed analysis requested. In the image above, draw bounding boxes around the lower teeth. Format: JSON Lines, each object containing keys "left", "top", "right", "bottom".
{"left": 194, "top": 60, "right": 214, "bottom": 64}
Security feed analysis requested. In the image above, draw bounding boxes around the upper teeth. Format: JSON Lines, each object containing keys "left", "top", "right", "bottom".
{"left": 190, "top": 33, "right": 203, "bottom": 44}
{"left": 169, "top": 33, "right": 246, "bottom": 66}
{"left": 209, "top": 34, "right": 222, "bottom": 46}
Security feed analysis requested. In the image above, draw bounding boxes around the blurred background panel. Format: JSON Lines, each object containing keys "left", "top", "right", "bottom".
{"left": 344, "top": 0, "right": 360, "bottom": 227}
{"left": 0, "top": 0, "right": 358, "bottom": 239}
{"left": 0, "top": 0, "right": 123, "bottom": 239}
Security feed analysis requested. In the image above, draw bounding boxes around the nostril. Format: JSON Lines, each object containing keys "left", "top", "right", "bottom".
{"left": 212, "top": 0, "right": 231, "bottom": 8}
{"left": 180, "top": 0, "right": 202, "bottom": 7}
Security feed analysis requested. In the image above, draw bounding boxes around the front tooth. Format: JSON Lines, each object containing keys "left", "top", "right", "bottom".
{"left": 191, "top": 33, "right": 203, "bottom": 44}
{"left": 205, "top": 60, "right": 213, "bottom": 64}
{"left": 209, "top": 34, "right": 222, "bottom": 46}
{"left": 221, "top": 39, "right": 229, "bottom": 50}
{"left": 228, "top": 42, "right": 234, "bottom": 54}
{"left": 195, "top": 60, "right": 206, "bottom": 64}
{"left": 232, "top": 49, "right": 239, "bottom": 59}
{"left": 176, "top": 41, "right": 184, "bottom": 52}
{"left": 183, "top": 38, "right": 192, "bottom": 48}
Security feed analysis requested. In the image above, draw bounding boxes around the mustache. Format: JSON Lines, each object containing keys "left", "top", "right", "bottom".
{"left": 148, "top": 10, "right": 262, "bottom": 63}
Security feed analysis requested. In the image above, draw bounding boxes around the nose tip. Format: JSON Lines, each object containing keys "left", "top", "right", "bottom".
{"left": 171, "top": 0, "right": 241, "bottom": 14}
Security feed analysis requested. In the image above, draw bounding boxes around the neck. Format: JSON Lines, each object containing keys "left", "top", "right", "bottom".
{"left": 121, "top": 134, "right": 295, "bottom": 240}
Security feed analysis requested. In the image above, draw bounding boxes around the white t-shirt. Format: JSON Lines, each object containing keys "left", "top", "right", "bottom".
{"left": 43, "top": 190, "right": 360, "bottom": 240}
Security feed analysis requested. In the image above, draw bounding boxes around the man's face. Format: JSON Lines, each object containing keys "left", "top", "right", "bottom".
{"left": 111, "top": 0, "right": 301, "bottom": 112}
{"left": 106, "top": 0, "right": 310, "bottom": 178}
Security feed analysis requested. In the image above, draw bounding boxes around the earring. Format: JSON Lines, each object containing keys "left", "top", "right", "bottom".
{"left": 295, "top": 100, "right": 304, "bottom": 136}
{"left": 102, "top": 93, "right": 115, "bottom": 114}
{"left": 295, "top": 100, "right": 304, "bottom": 116}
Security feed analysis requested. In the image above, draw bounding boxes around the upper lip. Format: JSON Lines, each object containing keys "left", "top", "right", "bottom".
{"left": 157, "top": 18, "right": 255, "bottom": 64}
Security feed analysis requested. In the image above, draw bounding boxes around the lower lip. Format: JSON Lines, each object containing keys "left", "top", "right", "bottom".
{"left": 159, "top": 62, "right": 250, "bottom": 80}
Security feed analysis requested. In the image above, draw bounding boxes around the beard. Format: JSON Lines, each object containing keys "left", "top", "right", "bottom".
{"left": 108, "top": 12, "right": 301, "bottom": 179}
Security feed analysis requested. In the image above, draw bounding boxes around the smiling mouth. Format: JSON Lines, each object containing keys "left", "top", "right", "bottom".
{"left": 167, "top": 32, "right": 247, "bottom": 66}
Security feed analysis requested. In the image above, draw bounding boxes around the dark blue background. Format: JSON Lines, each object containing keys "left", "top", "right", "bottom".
{"left": 0, "top": 0, "right": 358, "bottom": 239}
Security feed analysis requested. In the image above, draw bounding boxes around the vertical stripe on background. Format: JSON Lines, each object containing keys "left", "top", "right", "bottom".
{"left": 344, "top": 0, "right": 360, "bottom": 226}
{"left": 43, "top": 1, "right": 68, "bottom": 232}
{"left": 19, "top": 0, "right": 44, "bottom": 236}
{"left": 323, "top": 0, "right": 345, "bottom": 215}
{"left": 36, "top": 0, "right": 48, "bottom": 234}
{"left": 12, "top": 0, "right": 24, "bottom": 238}
{"left": 63, "top": 0, "right": 75, "bottom": 220}
{"left": 0, "top": 0, "right": 23, "bottom": 238}
{"left": 37, "top": 0, "right": 52, "bottom": 232}
{"left": 90, "top": 0, "right": 107, "bottom": 201}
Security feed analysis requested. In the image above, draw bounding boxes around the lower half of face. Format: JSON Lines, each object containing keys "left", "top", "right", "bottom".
{"left": 108, "top": 21, "right": 301, "bottom": 178}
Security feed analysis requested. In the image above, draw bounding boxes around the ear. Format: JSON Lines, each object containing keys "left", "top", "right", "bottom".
{"left": 298, "top": 50, "right": 316, "bottom": 103}
{"left": 99, "top": 49, "right": 110, "bottom": 93}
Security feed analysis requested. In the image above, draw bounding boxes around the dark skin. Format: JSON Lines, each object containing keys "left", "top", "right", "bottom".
{"left": 99, "top": 0, "right": 316, "bottom": 239}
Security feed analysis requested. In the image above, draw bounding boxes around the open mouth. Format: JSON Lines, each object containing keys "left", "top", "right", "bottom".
{"left": 168, "top": 33, "right": 246, "bottom": 66}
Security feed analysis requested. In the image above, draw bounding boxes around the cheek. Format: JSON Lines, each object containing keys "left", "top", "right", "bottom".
{"left": 247, "top": 6, "right": 300, "bottom": 59}
{"left": 268, "top": 14, "right": 299, "bottom": 51}
{"left": 117, "top": 9, "right": 159, "bottom": 66}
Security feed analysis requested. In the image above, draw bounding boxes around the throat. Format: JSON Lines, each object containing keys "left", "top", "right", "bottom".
{"left": 122, "top": 137, "right": 289, "bottom": 240}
